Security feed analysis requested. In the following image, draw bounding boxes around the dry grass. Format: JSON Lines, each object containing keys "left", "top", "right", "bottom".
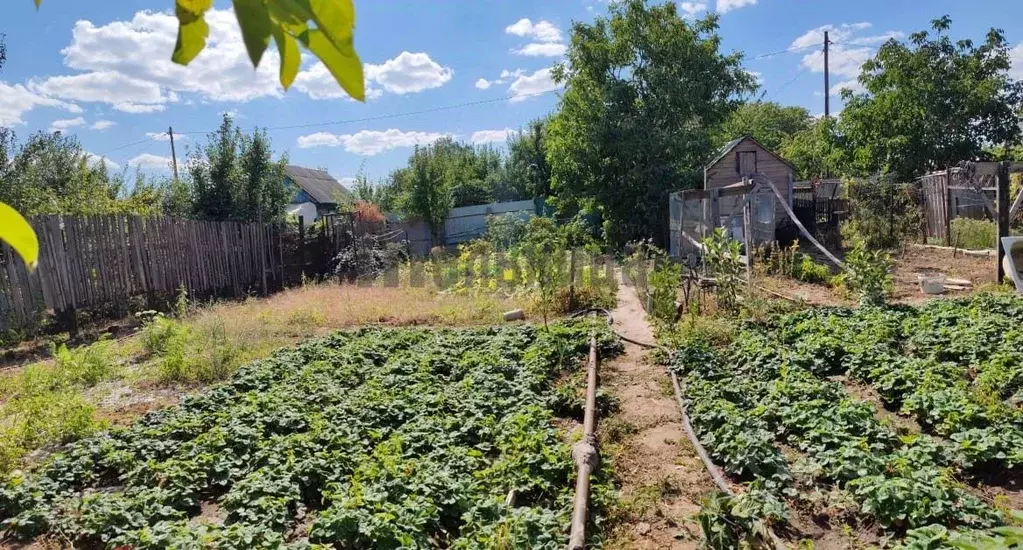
{"left": 0, "top": 283, "right": 519, "bottom": 474}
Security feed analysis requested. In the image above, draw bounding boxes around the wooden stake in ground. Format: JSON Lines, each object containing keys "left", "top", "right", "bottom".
{"left": 997, "top": 161, "right": 1011, "bottom": 283}
{"left": 568, "top": 335, "right": 600, "bottom": 550}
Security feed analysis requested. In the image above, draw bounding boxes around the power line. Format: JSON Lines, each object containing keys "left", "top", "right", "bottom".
{"left": 749, "top": 42, "right": 818, "bottom": 60}
{"left": 173, "top": 89, "right": 561, "bottom": 136}
{"left": 100, "top": 135, "right": 163, "bottom": 156}
{"left": 766, "top": 50, "right": 823, "bottom": 101}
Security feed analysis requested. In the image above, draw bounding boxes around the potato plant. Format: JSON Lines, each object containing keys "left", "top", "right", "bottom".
{"left": 0, "top": 322, "right": 621, "bottom": 548}
{"left": 669, "top": 293, "right": 1023, "bottom": 545}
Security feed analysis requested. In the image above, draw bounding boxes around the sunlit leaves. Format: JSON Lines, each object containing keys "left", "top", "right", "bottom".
{"left": 33, "top": 0, "right": 364, "bottom": 100}
{"left": 233, "top": 0, "right": 273, "bottom": 66}
{"left": 298, "top": 28, "right": 364, "bottom": 101}
{"left": 0, "top": 202, "right": 39, "bottom": 269}
{"left": 271, "top": 27, "right": 300, "bottom": 90}
{"left": 172, "top": 0, "right": 213, "bottom": 65}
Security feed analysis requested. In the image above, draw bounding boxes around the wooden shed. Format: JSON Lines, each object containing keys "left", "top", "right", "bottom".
{"left": 704, "top": 135, "right": 796, "bottom": 239}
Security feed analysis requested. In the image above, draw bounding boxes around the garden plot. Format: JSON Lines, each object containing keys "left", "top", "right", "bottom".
{"left": 668, "top": 293, "right": 1023, "bottom": 548}
{"left": 0, "top": 322, "right": 621, "bottom": 548}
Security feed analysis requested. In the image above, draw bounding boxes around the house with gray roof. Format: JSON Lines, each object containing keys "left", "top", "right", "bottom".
{"left": 283, "top": 165, "right": 352, "bottom": 221}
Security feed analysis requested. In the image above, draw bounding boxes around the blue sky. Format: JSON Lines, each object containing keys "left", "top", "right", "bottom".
{"left": 2, "top": 0, "right": 1022, "bottom": 186}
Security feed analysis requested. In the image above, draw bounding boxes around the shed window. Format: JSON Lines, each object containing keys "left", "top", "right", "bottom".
{"left": 735, "top": 151, "right": 757, "bottom": 175}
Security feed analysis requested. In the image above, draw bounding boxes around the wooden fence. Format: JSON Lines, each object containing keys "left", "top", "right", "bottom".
{"left": 0, "top": 215, "right": 285, "bottom": 332}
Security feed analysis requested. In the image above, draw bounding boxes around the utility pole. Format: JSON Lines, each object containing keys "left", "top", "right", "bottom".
{"left": 822, "top": 30, "right": 830, "bottom": 117}
{"left": 168, "top": 126, "right": 180, "bottom": 180}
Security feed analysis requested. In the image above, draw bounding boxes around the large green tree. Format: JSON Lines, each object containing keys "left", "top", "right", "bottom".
{"left": 187, "top": 114, "right": 290, "bottom": 222}
{"left": 713, "top": 101, "right": 812, "bottom": 152}
{"left": 779, "top": 117, "right": 852, "bottom": 180}
{"left": 505, "top": 117, "right": 552, "bottom": 199}
{"left": 839, "top": 16, "right": 1023, "bottom": 180}
{"left": 546, "top": 0, "right": 756, "bottom": 246}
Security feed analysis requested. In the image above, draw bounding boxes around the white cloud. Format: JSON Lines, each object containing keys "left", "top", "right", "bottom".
{"left": 146, "top": 131, "right": 188, "bottom": 142}
{"left": 86, "top": 152, "right": 120, "bottom": 170}
{"left": 297, "top": 129, "right": 449, "bottom": 155}
{"left": 339, "top": 177, "right": 357, "bottom": 188}
{"left": 0, "top": 82, "right": 81, "bottom": 126}
{"left": 127, "top": 153, "right": 172, "bottom": 171}
{"left": 365, "top": 52, "right": 453, "bottom": 94}
{"left": 56, "top": 9, "right": 283, "bottom": 107}
{"left": 49, "top": 117, "right": 86, "bottom": 132}
{"left": 1010, "top": 44, "right": 1023, "bottom": 81}
{"left": 294, "top": 61, "right": 383, "bottom": 100}
{"left": 295, "top": 51, "right": 450, "bottom": 99}
{"left": 508, "top": 68, "right": 562, "bottom": 102}
{"left": 31, "top": 71, "right": 170, "bottom": 108}
{"left": 792, "top": 23, "right": 903, "bottom": 79}
{"left": 114, "top": 103, "right": 166, "bottom": 114}
{"left": 512, "top": 43, "right": 567, "bottom": 57}
{"left": 91, "top": 120, "right": 116, "bottom": 130}
{"left": 716, "top": 0, "right": 756, "bottom": 14}
{"left": 501, "top": 69, "right": 526, "bottom": 80}
{"left": 475, "top": 78, "right": 494, "bottom": 90}
{"left": 471, "top": 129, "right": 517, "bottom": 143}
{"left": 678, "top": 2, "right": 707, "bottom": 17}
{"left": 830, "top": 78, "right": 864, "bottom": 96}
{"left": 505, "top": 19, "right": 562, "bottom": 43}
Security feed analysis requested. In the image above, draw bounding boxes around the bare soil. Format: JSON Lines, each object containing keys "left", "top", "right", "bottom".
{"left": 602, "top": 276, "right": 710, "bottom": 549}
{"left": 758, "top": 242, "right": 999, "bottom": 308}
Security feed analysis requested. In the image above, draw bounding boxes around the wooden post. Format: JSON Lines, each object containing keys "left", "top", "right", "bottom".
{"left": 297, "top": 215, "right": 306, "bottom": 279}
{"left": 944, "top": 166, "right": 953, "bottom": 246}
{"left": 709, "top": 188, "right": 721, "bottom": 233}
{"left": 743, "top": 195, "right": 753, "bottom": 286}
{"left": 996, "top": 161, "right": 1010, "bottom": 284}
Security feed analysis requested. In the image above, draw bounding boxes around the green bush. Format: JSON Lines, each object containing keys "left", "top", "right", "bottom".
{"left": 836, "top": 241, "right": 893, "bottom": 306}
{"left": 702, "top": 229, "right": 743, "bottom": 314}
{"left": 649, "top": 259, "right": 682, "bottom": 325}
{"left": 792, "top": 254, "right": 832, "bottom": 284}
{"left": 951, "top": 218, "right": 996, "bottom": 250}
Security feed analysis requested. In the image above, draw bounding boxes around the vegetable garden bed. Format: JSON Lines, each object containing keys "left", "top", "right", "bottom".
{"left": 669, "top": 293, "right": 1023, "bottom": 548}
{"left": 0, "top": 322, "right": 621, "bottom": 548}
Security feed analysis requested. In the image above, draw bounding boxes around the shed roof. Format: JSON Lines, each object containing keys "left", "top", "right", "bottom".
{"left": 705, "top": 135, "right": 797, "bottom": 173}
{"left": 284, "top": 165, "right": 351, "bottom": 204}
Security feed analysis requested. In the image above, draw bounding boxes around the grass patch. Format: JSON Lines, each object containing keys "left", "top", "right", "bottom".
{"left": 0, "top": 283, "right": 524, "bottom": 475}
{"left": 951, "top": 218, "right": 997, "bottom": 250}
{"left": 0, "top": 338, "right": 121, "bottom": 473}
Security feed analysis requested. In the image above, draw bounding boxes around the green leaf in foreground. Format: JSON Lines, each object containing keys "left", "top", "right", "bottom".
{"left": 232, "top": 0, "right": 273, "bottom": 66}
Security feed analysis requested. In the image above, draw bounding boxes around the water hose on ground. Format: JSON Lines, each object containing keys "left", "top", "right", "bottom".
{"left": 568, "top": 307, "right": 788, "bottom": 550}
{"left": 567, "top": 334, "right": 600, "bottom": 550}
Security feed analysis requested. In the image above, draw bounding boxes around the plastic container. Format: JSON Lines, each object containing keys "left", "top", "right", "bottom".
{"left": 918, "top": 274, "right": 946, "bottom": 295}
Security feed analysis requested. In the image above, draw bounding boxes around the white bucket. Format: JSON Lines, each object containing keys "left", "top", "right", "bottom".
{"left": 918, "top": 274, "right": 946, "bottom": 295}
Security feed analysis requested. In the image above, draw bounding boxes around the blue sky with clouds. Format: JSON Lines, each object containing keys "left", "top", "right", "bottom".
{"left": 2, "top": 0, "right": 1022, "bottom": 186}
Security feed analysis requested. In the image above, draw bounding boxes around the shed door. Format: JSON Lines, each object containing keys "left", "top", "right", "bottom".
{"left": 736, "top": 151, "right": 757, "bottom": 175}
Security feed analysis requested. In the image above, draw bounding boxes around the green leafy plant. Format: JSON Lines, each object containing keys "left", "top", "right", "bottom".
{"left": 648, "top": 259, "right": 682, "bottom": 325}
{"left": 517, "top": 217, "right": 568, "bottom": 327}
{"left": 702, "top": 228, "right": 743, "bottom": 314}
{"left": 837, "top": 240, "right": 893, "bottom": 306}
{"left": 0, "top": 322, "right": 622, "bottom": 547}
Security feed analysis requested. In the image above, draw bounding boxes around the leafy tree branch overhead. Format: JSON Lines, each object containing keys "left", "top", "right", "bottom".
{"left": 36, "top": 0, "right": 365, "bottom": 101}
{"left": 0, "top": 0, "right": 366, "bottom": 269}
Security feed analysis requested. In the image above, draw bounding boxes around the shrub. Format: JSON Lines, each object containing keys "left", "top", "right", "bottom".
{"left": 950, "top": 218, "right": 996, "bottom": 250}
{"left": 843, "top": 176, "right": 919, "bottom": 249}
{"left": 517, "top": 217, "right": 568, "bottom": 327}
{"left": 702, "top": 228, "right": 743, "bottom": 314}
{"left": 484, "top": 212, "right": 530, "bottom": 251}
{"left": 51, "top": 339, "right": 118, "bottom": 388}
{"left": 792, "top": 254, "right": 832, "bottom": 284}
{"left": 649, "top": 259, "right": 682, "bottom": 325}
{"left": 141, "top": 315, "right": 189, "bottom": 356}
{"left": 836, "top": 240, "right": 893, "bottom": 306}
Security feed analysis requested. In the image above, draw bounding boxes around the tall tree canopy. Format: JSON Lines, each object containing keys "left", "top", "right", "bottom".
{"left": 546, "top": 0, "right": 756, "bottom": 246}
{"left": 186, "top": 114, "right": 291, "bottom": 222}
{"left": 840, "top": 16, "right": 1023, "bottom": 180}
{"left": 713, "top": 102, "right": 812, "bottom": 152}
{"left": 779, "top": 118, "right": 852, "bottom": 180}
{"left": 505, "top": 117, "right": 553, "bottom": 199}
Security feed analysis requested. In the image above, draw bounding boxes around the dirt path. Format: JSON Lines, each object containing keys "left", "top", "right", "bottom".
{"left": 602, "top": 278, "right": 713, "bottom": 549}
